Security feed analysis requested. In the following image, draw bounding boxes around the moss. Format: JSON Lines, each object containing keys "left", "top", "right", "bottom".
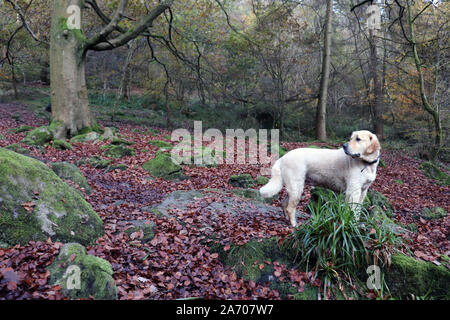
{"left": 255, "top": 175, "right": 269, "bottom": 185}
{"left": 230, "top": 188, "right": 278, "bottom": 204}
{"left": 228, "top": 174, "right": 255, "bottom": 188}
{"left": 365, "top": 190, "right": 395, "bottom": 218}
{"left": 47, "top": 243, "right": 117, "bottom": 300}
{"left": 4, "top": 143, "right": 30, "bottom": 156}
{"left": 419, "top": 161, "right": 450, "bottom": 186}
{"left": 124, "top": 221, "right": 155, "bottom": 243}
{"left": 292, "top": 285, "right": 318, "bottom": 300}
{"left": 149, "top": 140, "right": 172, "bottom": 148}
{"left": 103, "top": 144, "right": 135, "bottom": 158}
{"left": 0, "top": 148, "right": 103, "bottom": 246}
{"left": 105, "top": 164, "right": 128, "bottom": 172}
{"left": 385, "top": 254, "right": 450, "bottom": 299}
{"left": 51, "top": 162, "right": 92, "bottom": 194}
{"left": 52, "top": 139, "right": 72, "bottom": 150}
{"left": 406, "top": 223, "right": 418, "bottom": 233}
{"left": 88, "top": 156, "right": 112, "bottom": 169}
{"left": 111, "top": 138, "right": 134, "bottom": 146}
{"left": 419, "top": 207, "right": 446, "bottom": 220}
{"left": 70, "top": 132, "right": 100, "bottom": 143}
{"left": 21, "top": 126, "right": 53, "bottom": 146}
{"left": 12, "top": 125, "right": 33, "bottom": 133}
{"left": 142, "top": 152, "right": 187, "bottom": 181}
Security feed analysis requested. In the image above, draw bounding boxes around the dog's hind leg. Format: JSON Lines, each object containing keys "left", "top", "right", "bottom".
{"left": 284, "top": 180, "right": 304, "bottom": 227}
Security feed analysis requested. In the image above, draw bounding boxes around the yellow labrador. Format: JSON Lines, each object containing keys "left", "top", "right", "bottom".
{"left": 259, "top": 130, "right": 381, "bottom": 227}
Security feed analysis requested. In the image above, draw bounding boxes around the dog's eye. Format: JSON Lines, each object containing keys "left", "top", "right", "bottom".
{"left": 356, "top": 137, "right": 361, "bottom": 142}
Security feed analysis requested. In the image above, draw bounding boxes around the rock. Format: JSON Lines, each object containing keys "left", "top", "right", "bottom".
{"left": 365, "top": 189, "right": 395, "bottom": 218}
{"left": 124, "top": 220, "right": 155, "bottom": 243}
{"left": 419, "top": 161, "right": 449, "bottom": 186}
{"left": 419, "top": 207, "right": 447, "bottom": 220}
{"left": 110, "top": 138, "right": 134, "bottom": 146}
{"left": 51, "top": 162, "right": 92, "bottom": 195}
{"left": 21, "top": 126, "right": 53, "bottom": 146}
{"left": 385, "top": 254, "right": 450, "bottom": 299}
{"left": 142, "top": 151, "right": 187, "bottom": 181}
{"left": 102, "top": 144, "right": 134, "bottom": 158}
{"left": 47, "top": 243, "right": 117, "bottom": 300}
{"left": 87, "top": 156, "right": 112, "bottom": 169}
{"left": 52, "top": 139, "right": 72, "bottom": 150}
{"left": 100, "top": 127, "right": 117, "bottom": 141}
{"left": 105, "top": 164, "right": 128, "bottom": 172}
{"left": 230, "top": 188, "right": 278, "bottom": 204}
{"left": 228, "top": 174, "right": 255, "bottom": 188}
{"left": 0, "top": 148, "right": 104, "bottom": 246}
{"left": 70, "top": 132, "right": 100, "bottom": 143}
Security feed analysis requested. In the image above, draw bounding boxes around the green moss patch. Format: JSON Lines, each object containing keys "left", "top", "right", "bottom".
{"left": 52, "top": 139, "right": 72, "bottom": 150}
{"left": 419, "top": 207, "right": 447, "bottom": 220}
{"left": 70, "top": 132, "right": 100, "bottom": 143}
{"left": 148, "top": 140, "right": 172, "bottom": 148}
{"left": 419, "top": 161, "right": 450, "bottom": 186}
{"left": 21, "top": 126, "right": 53, "bottom": 146}
{"left": 102, "top": 144, "right": 135, "bottom": 159}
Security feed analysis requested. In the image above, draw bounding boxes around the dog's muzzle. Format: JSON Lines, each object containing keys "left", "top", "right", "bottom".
{"left": 343, "top": 143, "right": 360, "bottom": 158}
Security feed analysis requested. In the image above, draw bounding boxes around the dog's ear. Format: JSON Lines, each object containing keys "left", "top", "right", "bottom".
{"left": 362, "top": 135, "right": 381, "bottom": 162}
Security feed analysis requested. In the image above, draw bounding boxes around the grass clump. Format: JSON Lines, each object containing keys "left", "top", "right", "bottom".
{"left": 284, "top": 188, "right": 398, "bottom": 297}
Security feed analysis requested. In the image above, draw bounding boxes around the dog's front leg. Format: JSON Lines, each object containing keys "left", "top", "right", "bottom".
{"left": 345, "top": 186, "right": 362, "bottom": 220}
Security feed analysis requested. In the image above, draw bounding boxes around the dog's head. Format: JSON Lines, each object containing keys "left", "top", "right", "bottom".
{"left": 343, "top": 130, "right": 381, "bottom": 163}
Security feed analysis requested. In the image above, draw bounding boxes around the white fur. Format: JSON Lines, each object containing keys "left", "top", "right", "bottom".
{"left": 259, "top": 131, "right": 381, "bottom": 227}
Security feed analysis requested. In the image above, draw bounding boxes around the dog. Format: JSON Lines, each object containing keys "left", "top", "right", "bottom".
{"left": 259, "top": 130, "right": 381, "bottom": 227}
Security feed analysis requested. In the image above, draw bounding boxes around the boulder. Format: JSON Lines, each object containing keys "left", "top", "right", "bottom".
{"left": 142, "top": 151, "right": 187, "bottom": 181}
{"left": 385, "top": 254, "right": 450, "bottom": 299}
{"left": 4, "top": 143, "right": 30, "bottom": 156}
{"left": 228, "top": 174, "right": 255, "bottom": 188}
{"left": 0, "top": 148, "right": 104, "bottom": 246}
{"left": 419, "top": 161, "right": 449, "bottom": 186}
{"left": 70, "top": 132, "right": 100, "bottom": 143}
{"left": 52, "top": 139, "right": 72, "bottom": 150}
{"left": 21, "top": 126, "right": 52, "bottom": 146}
{"left": 51, "top": 162, "right": 92, "bottom": 194}
{"left": 47, "top": 243, "right": 117, "bottom": 300}
{"left": 102, "top": 144, "right": 135, "bottom": 159}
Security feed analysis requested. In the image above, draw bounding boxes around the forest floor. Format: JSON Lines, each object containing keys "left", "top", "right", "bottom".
{"left": 0, "top": 102, "right": 448, "bottom": 300}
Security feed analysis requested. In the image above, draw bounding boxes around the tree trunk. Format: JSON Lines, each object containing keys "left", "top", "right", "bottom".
{"left": 50, "top": 0, "right": 91, "bottom": 138}
{"left": 369, "top": 28, "right": 384, "bottom": 140}
{"left": 406, "top": 0, "right": 442, "bottom": 158}
{"left": 315, "top": 0, "right": 333, "bottom": 141}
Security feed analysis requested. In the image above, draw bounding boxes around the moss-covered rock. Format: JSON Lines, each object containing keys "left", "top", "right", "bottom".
{"left": 365, "top": 190, "right": 395, "bottom": 218}
{"left": 47, "top": 243, "right": 117, "bottom": 300}
{"left": 0, "top": 148, "right": 104, "bottom": 246}
{"left": 142, "top": 151, "right": 187, "bottom": 181}
{"left": 230, "top": 188, "right": 278, "bottom": 204}
{"left": 110, "top": 138, "right": 134, "bottom": 146}
{"left": 102, "top": 144, "right": 135, "bottom": 158}
{"left": 419, "top": 161, "right": 450, "bottom": 186}
{"left": 21, "top": 126, "right": 53, "bottom": 146}
{"left": 52, "top": 139, "right": 72, "bottom": 150}
{"left": 70, "top": 132, "right": 100, "bottom": 143}
{"left": 385, "top": 254, "right": 450, "bottom": 299}
{"left": 228, "top": 174, "right": 255, "bottom": 188}
{"left": 87, "top": 156, "right": 112, "bottom": 169}
{"left": 419, "top": 207, "right": 447, "bottom": 220}
{"left": 124, "top": 220, "right": 155, "bottom": 243}
{"left": 105, "top": 164, "right": 128, "bottom": 172}
{"left": 51, "top": 162, "right": 92, "bottom": 195}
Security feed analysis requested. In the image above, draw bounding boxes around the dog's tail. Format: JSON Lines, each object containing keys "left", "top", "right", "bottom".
{"left": 259, "top": 158, "right": 283, "bottom": 198}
